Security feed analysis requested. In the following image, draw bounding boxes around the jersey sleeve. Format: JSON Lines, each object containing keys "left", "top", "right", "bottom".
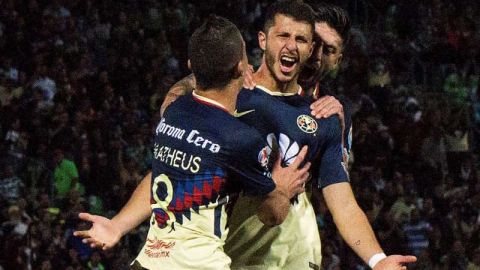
{"left": 317, "top": 118, "right": 349, "bottom": 188}
{"left": 226, "top": 129, "right": 276, "bottom": 196}
{"left": 341, "top": 96, "right": 353, "bottom": 155}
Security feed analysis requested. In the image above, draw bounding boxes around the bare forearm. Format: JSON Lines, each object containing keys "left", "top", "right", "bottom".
{"left": 111, "top": 172, "right": 152, "bottom": 236}
{"left": 335, "top": 202, "right": 383, "bottom": 263}
{"left": 160, "top": 74, "right": 195, "bottom": 116}
{"left": 323, "top": 183, "right": 383, "bottom": 264}
{"left": 257, "top": 190, "right": 290, "bottom": 226}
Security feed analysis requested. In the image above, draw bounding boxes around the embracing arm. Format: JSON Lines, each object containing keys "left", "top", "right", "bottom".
{"left": 160, "top": 74, "right": 195, "bottom": 116}
{"left": 257, "top": 146, "right": 311, "bottom": 226}
{"left": 112, "top": 171, "right": 152, "bottom": 235}
{"left": 159, "top": 65, "right": 256, "bottom": 116}
{"left": 323, "top": 183, "right": 416, "bottom": 269}
{"left": 74, "top": 172, "right": 152, "bottom": 249}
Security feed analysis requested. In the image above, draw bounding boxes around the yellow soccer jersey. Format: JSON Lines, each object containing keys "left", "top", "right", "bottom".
{"left": 135, "top": 203, "right": 231, "bottom": 270}
{"left": 134, "top": 94, "right": 277, "bottom": 269}
{"left": 224, "top": 192, "right": 321, "bottom": 270}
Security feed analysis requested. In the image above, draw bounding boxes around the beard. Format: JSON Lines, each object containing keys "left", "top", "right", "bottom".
{"left": 264, "top": 48, "right": 282, "bottom": 82}
{"left": 298, "top": 62, "right": 323, "bottom": 91}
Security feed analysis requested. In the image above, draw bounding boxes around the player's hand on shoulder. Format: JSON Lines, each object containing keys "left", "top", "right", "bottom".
{"left": 73, "top": 213, "right": 123, "bottom": 250}
{"left": 373, "top": 255, "right": 417, "bottom": 270}
{"left": 242, "top": 64, "right": 256, "bottom": 90}
{"left": 310, "top": 95, "right": 344, "bottom": 120}
{"left": 271, "top": 146, "right": 311, "bottom": 199}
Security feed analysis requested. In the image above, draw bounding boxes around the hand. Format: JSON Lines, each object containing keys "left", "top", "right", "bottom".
{"left": 373, "top": 255, "right": 417, "bottom": 270}
{"left": 73, "top": 213, "right": 123, "bottom": 250}
{"left": 271, "top": 146, "right": 311, "bottom": 199}
{"left": 310, "top": 95, "right": 344, "bottom": 120}
{"left": 242, "top": 64, "right": 256, "bottom": 90}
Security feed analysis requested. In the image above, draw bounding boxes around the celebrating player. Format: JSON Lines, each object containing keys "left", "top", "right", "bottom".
{"left": 75, "top": 1, "right": 416, "bottom": 270}
{"left": 160, "top": 2, "right": 416, "bottom": 269}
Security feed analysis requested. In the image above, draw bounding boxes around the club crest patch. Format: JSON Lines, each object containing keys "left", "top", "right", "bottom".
{"left": 297, "top": 115, "right": 318, "bottom": 133}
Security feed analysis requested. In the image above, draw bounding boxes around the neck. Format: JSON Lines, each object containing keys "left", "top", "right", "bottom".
{"left": 254, "top": 62, "right": 300, "bottom": 94}
{"left": 194, "top": 85, "right": 238, "bottom": 114}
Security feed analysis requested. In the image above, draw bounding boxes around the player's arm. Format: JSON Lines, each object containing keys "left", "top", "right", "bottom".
{"left": 160, "top": 67, "right": 256, "bottom": 116}
{"left": 323, "top": 183, "right": 416, "bottom": 269}
{"left": 160, "top": 73, "right": 196, "bottom": 116}
{"left": 74, "top": 172, "right": 152, "bottom": 250}
{"left": 317, "top": 120, "right": 415, "bottom": 269}
{"left": 257, "top": 146, "right": 311, "bottom": 226}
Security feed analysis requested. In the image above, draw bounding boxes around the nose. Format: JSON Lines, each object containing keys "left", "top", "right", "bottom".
{"left": 285, "top": 37, "right": 297, "bottom": 52}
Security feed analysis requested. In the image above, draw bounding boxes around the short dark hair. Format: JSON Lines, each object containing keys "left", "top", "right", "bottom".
{"left": 307, "top": 2, "right": 351, "bottom": 46}
{"left": 263, "top": 0, "right": 315, "bottom": 37}
{"left": 188, "top": 15, "right": 244, "bottom": 89}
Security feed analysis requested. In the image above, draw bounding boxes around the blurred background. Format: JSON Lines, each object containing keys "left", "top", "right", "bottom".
{"left": 0, "top": 0, "right": 479, "bottom": 269}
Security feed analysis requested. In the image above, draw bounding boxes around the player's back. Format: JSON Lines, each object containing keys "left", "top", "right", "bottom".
{"left": 136, "top": 93, "right": 275, "bottom": 270}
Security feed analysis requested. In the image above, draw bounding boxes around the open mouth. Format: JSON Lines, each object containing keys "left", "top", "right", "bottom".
{"left": 280, "top": 55, "right": 298, "bottom": 73}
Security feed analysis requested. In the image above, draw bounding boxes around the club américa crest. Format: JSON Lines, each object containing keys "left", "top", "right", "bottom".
{"left": 297, "top": 115, "right": 318, "bottom": 133}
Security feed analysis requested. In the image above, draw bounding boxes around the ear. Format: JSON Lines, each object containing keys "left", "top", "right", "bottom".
{"left": 233, "top": 60, "right": 245, "bottom": 79}
{"left": 334, "top": 53, "right": 343, "bottom": 69}
{"left": 187, "top": 59, "right": 192, "bottom": 70}
{"left": 258, "top": 31, "right": 267, "bottom": 51}
{"left": 308, "top": 41, "right": 315, "bottom": 58}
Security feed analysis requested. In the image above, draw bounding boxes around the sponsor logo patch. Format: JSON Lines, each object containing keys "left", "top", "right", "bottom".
{"left": 258, "top": 145, "right": 271, "bottom": 169}
{"left": 297, "top": 115, "right": 318, "bottom": 133}
{"left": 144, "top": 237, "right": 175, "bottom": 258}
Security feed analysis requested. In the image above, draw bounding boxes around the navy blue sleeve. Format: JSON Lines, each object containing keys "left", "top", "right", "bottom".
{"left": 340, "top": 96, "right": 353, "bottom": 155}
{"left": 317, "top": 118, "right": 349, "bottom": 188}
{"left": 226, "top": 128, "right": 276, "bottom": 196}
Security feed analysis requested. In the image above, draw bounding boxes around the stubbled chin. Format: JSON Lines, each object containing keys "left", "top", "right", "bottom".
{"left": 275, "top": 70, "right": 295, "bottom": 82}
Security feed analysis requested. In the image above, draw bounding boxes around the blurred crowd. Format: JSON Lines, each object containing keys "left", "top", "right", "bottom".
{"left": 0, "top": 0, "right": 479, "bottom": 269}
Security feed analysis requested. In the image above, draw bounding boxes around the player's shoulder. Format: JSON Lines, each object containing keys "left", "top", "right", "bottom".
{"left": 317, "top": 115, "right": 342, "bottom": 138}
{"left": 223, "top": 119, "right": 265, "bottom": 150}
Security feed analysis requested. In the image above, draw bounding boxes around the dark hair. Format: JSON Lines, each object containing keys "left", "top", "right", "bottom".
{"left": 263, "top": 0, "right": 315, "bottom": 37}
{"left": 188, "top": 15, "right": 244, "bottom": 89}
{"left": 307, "top": 2, "right": 351, "bottom": 46}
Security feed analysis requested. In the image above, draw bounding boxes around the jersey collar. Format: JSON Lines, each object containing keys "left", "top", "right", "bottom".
{"left": 256, "top": 85, "right": 302, "bottom": 96}
{"left": 192, "top": 91, "right": 229, "bottom": 113}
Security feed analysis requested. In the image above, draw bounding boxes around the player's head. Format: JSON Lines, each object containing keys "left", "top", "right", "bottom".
{"left": 188, "top": 15, "right": 247, "bottom": 90}
{"left": 259, "top": 0, "right": 316, "bottom": 83}
{"left": 305, "top": 2, "right": 350, "bottom": 80}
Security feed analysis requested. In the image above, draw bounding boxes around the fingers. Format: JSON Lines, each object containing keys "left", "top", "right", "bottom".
{"left": 310, "top": 95, "right": 334, "bottom": 112}
{"left": 397, "top": 255, "right": 417, "bottom": 264}
{"left": 78, "top": 212, "right": 96, "bottom": 223}
{"left": 310, "top": 96, "right": 343, "bottom": 119}
{"left": 298, "top": 162, "right": 312, "bottom": 177}
{"left": 310, "top": 95, "right": 332, "bottom": 109}
{"left": 291, "top": 146, "right": 308, "bottom": 169}
{"left": 316, "top": 104, "right": 343, "bottom": 118}
{"left": 243, "top": 65, "right": 256, "bottom": 90}
{"left": 272, "top": 150, "right": 282, "bottom": 171}
{"left": 81, "top": 235, "right": 111, "bottom": 250}
{"left": 73, "top": 230, "right": 90, "bottom": 239}
{"left": 291, "top": 184, "right": 305, "bottom": 195}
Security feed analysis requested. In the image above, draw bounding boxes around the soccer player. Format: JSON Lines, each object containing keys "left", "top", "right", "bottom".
{"left": 76, "top": 1, "right": 416, "bottom": 269}
{"left": 74, "top": 15, "right": 311, "bottom": 270}
{"left": 160, "top": 2, "right": 416, "bottom": 269}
